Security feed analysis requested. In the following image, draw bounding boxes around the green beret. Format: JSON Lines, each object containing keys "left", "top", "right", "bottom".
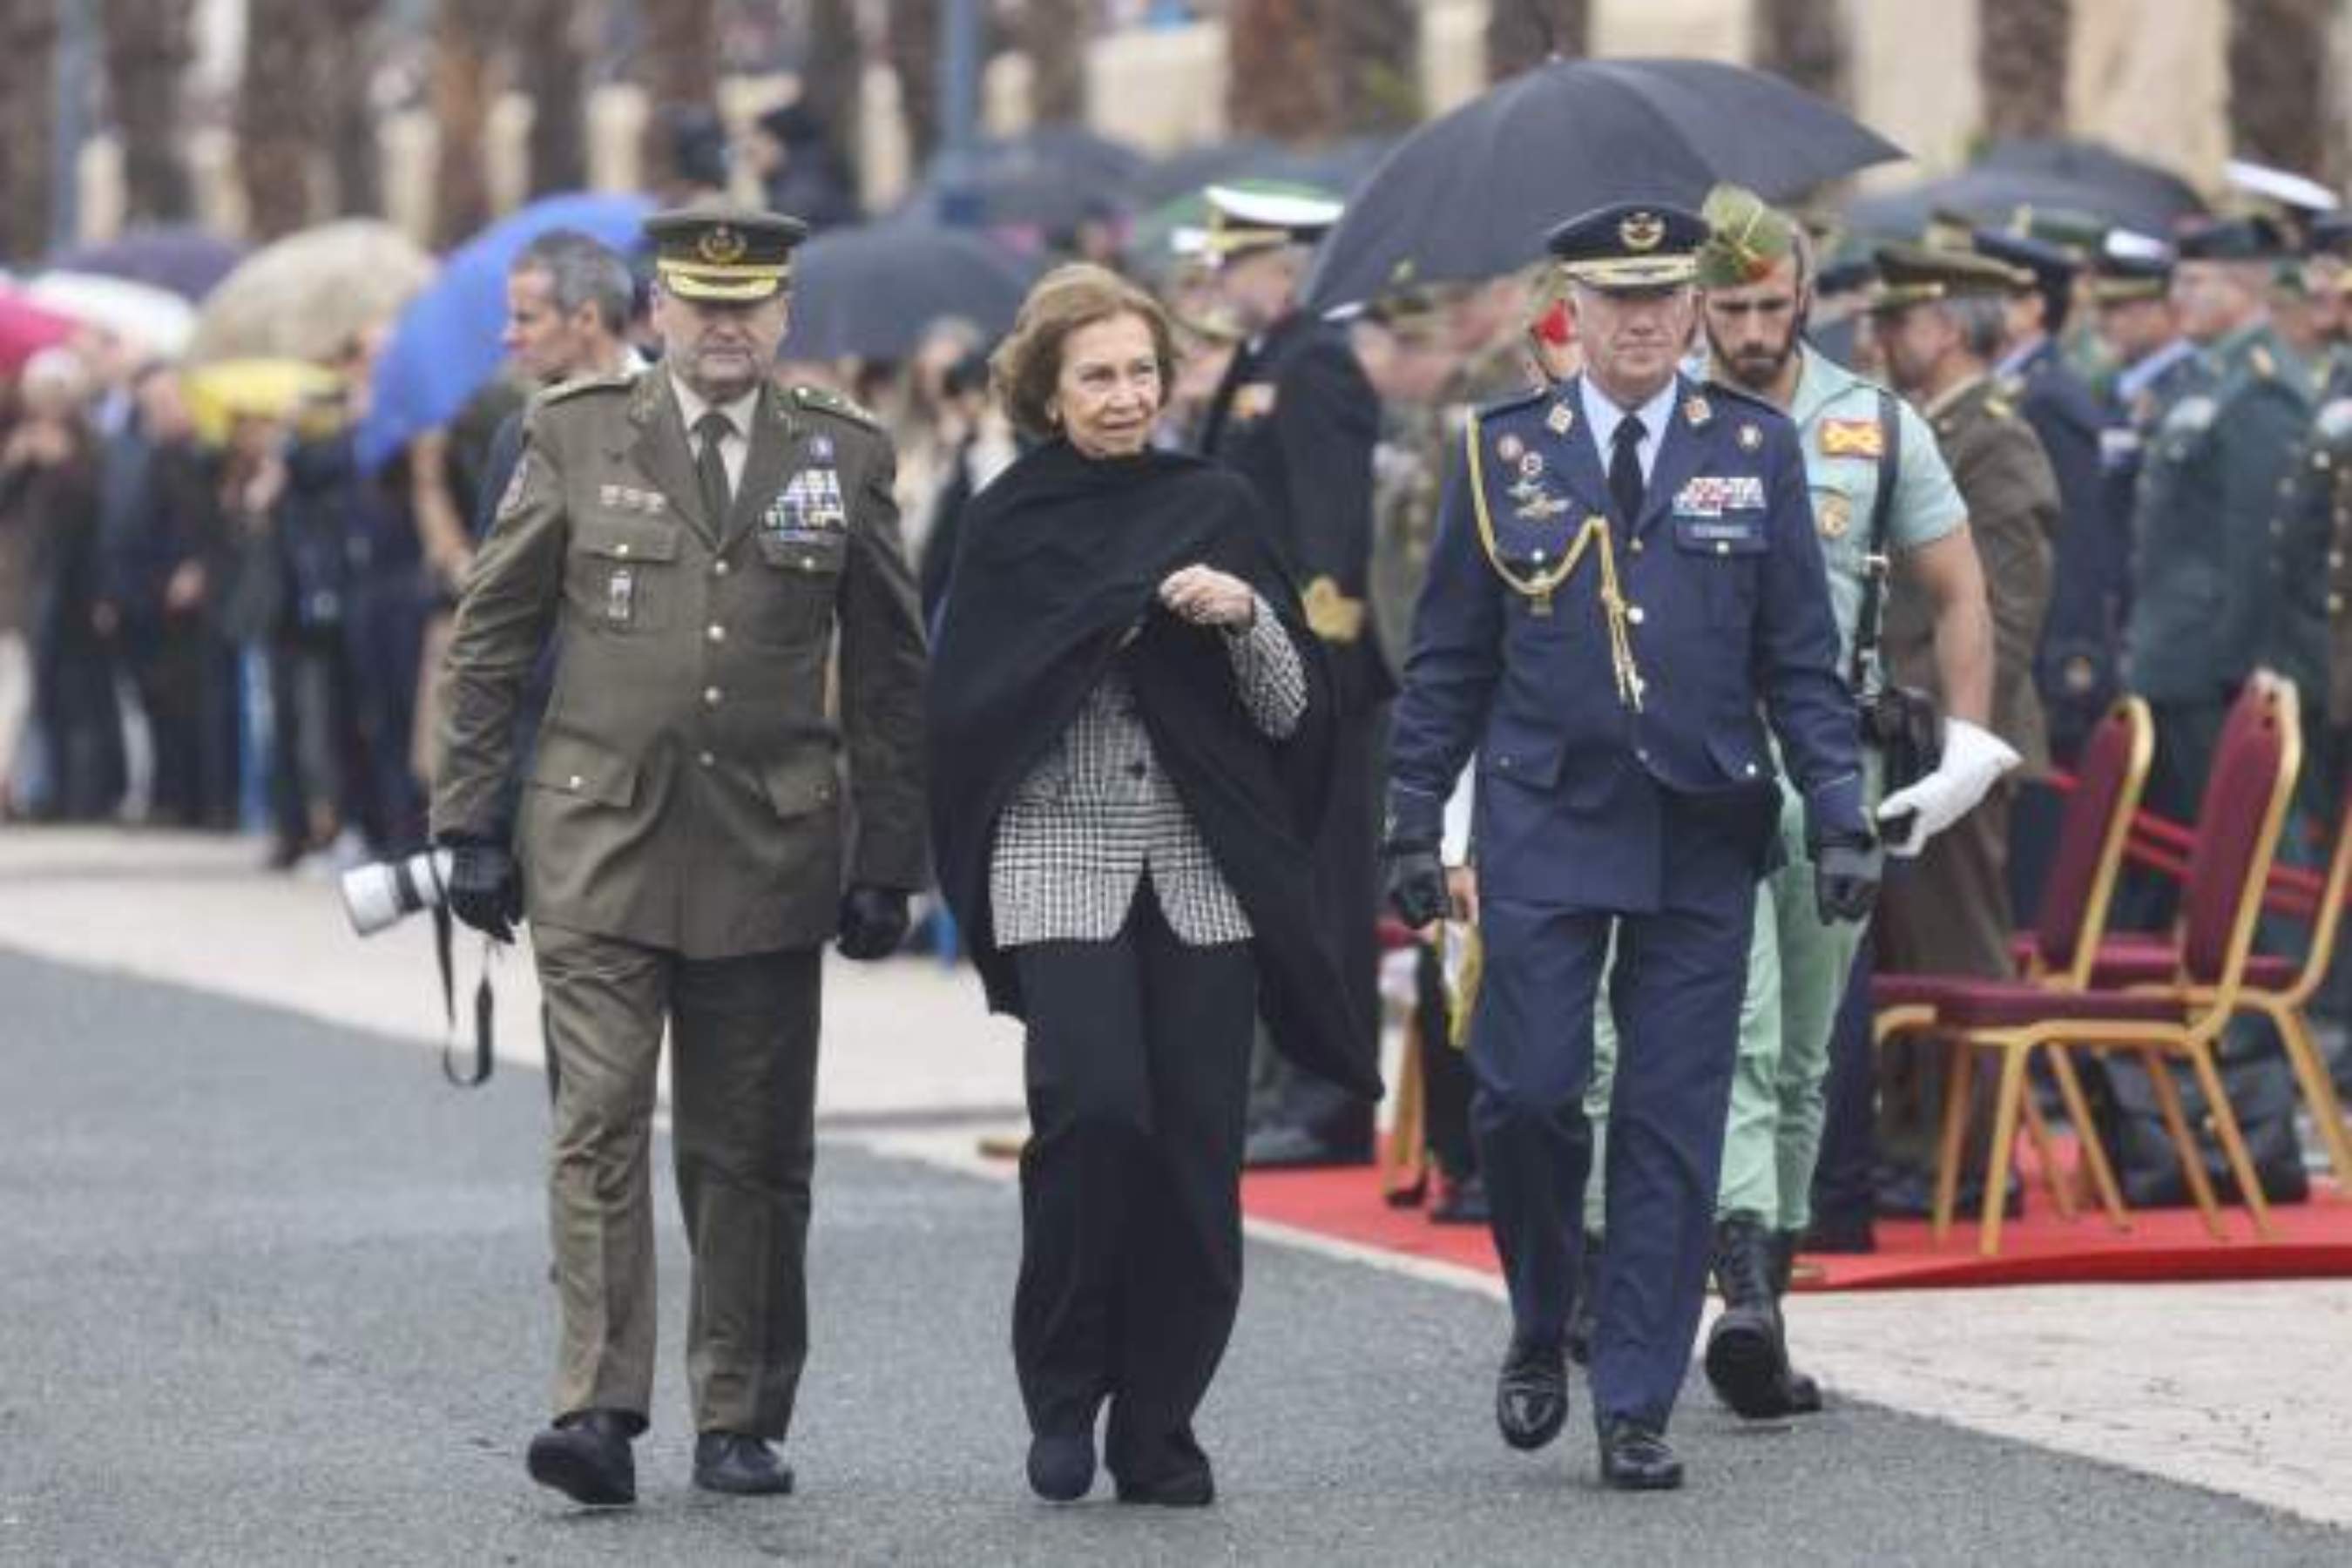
{"left": 1695, "top": 184, "right": 1797, "bottom": 289}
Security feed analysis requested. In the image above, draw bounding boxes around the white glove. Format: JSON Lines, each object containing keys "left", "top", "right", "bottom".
{"left": 1873, "top": 716, "right": 2020, "bottom": 858}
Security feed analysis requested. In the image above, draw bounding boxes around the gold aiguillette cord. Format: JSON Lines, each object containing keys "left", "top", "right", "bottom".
{"left": 1463, "top": 416, "right": 1646, "bottom": 712}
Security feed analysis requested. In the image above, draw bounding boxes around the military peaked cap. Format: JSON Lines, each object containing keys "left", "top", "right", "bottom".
{"left": 1865, "top": 242, "right": 2031, "bottom": 311}
{"left": 1546, "top": 201, "right": 1707, "bottom": 291}
{"left": 645, "top": 204, "right": 809, "bottom": 302}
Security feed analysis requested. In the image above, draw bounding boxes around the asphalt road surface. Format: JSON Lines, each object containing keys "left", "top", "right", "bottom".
{"left": 2, "top": 949, "right": 2342, "bottom": 1566}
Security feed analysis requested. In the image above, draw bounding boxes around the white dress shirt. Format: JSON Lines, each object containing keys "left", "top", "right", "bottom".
{"left": 1578, "top": 373, "right": 1681, "bottom": 485}
{"left": 666, "top": 371, "right": 760, "bottom": 498}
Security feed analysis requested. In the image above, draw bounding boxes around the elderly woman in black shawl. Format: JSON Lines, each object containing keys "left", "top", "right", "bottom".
{"left": 928, "top": 265, "right": 1376, "bottom": 1508}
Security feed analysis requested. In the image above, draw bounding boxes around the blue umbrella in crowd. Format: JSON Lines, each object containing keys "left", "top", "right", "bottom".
{"left": 1305, "top": 57, "right": 1907, "bottom": 308}
{"left": 356, "top": 191, "right": 652, "bottom": 470}
{"left": 49, "top": 225, "right": 246, "bottom": 301}
{"left": 784, "top": 218, "right": 1041, "bottom": 362}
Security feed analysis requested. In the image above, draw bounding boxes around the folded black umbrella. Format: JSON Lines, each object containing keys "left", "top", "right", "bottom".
{"left": 1305, "top": 57, "right": 1905, "bottom": 309}
{"left": 784, "top": 220, "right": 1042, "bottom": 362}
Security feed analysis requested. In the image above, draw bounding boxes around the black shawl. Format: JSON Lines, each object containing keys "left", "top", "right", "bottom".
{"left": 926, "top": 437, "right": 1380, "bottom": 1101}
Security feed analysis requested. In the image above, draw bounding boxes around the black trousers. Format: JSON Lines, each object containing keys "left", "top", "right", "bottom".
{"left": 1010, "top": 891, "right": 1255, "bottom": 1484}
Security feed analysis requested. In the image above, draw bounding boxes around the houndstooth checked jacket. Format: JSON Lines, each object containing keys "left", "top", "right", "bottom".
{"left": 990, "top": 596, "right": 1308, "bottom": 949}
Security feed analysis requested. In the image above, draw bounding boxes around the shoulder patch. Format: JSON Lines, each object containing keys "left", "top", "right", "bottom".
{"left": 791, "top": 384, "right": 882, "bottom": 429}
{"left": 539, "top": 370, "right": 635, "bottom": 408}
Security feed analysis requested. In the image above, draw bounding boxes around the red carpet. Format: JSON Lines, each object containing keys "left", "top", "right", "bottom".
{"left": 1239, "top": 1165, "right": 2352, "bottom": 1292}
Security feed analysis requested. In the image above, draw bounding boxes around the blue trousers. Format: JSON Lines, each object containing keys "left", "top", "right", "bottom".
{"left": 1469, "top": 807, "right": 1758, "bottom": 1431}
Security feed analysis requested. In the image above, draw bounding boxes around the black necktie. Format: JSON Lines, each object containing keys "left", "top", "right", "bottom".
{"left": 694, "top": 409, "right": 733, "bottom": 524}
{"left": 1609, "top": 413, "right": 1646, "bottom": 531}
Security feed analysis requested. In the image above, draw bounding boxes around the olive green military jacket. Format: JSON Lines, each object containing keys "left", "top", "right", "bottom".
{"left": 1884, "top": 375, "right": 2057, "bottom": 774}
{"left": 2271, "top": 354, "right": 2352, "bottom": 727}
{"left": 2126, "top": 321, "right": 2311, "bottom": 706}
{"left": 431, "top": 368, "right": 929, "bottom": 959}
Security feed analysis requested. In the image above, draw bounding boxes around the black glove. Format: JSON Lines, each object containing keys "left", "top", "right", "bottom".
{"left": 836, "top": 884, "right": 910, "bottom": 961}
{"left": 1383, "top": 843, "right": 1452, "bottom": 930}
{"left": 444, "top": 838, "right": 520, "bottom": 943}
{"left": 1813, "top": 835, "right": 1882, "bottom": 924}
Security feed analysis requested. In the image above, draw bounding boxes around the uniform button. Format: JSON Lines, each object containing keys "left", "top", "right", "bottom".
{"left": 1636, "top": 747, "right": 1652, "bottom": 762}
{"left": 2333, "top": 592, "right": 2347, "bottom": 613}
{"left": 1630, "top": 538, "right": 1645, "bottom": 554}
{"left": 698, "top": 750, "right": 715, "bottom": 767}
{"left": 1626, "top": 605, "right": 1646, "bottom": 625}
{"left": 706, "top": 623, "right": 727, "bottom": 643}
{"left": 713, "top": 559, "right": 732, "bottom": 577}
{"left": 2331, "top": 550, "right": 2346, "bottom": 568}
{"left": 1744, "top": 762, "right": 1758, "bottom": 777}
{"left": 614, "top": 542, "right": 632, "bottom": 558}
{"left": 703, "top": 686, "right": 722, "bottom": 706}
{"left": 565, "top": 774, "right": 583, "bottom": 791}
{"left": 1715, "top": 542, "right": 1729, "bottom": 557}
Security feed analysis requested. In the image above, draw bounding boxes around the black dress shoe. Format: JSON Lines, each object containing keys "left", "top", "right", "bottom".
{"left": 693, "top": 1432, "right": 794, "bottom": 1496}
{"left": 525, "top": 1409, "right": 638, "bottom": 1507}
{"left": 1565, "top": 1237, "right": 1603, "bottom": 1368}
{"left": 1768, "top": 1229, "right": 1823, "bottom": 1416}
{"left": 1597, "top": 1416, "right": 1683, "bottom": 1491}
{"left": 1428, "top": 1172, "right": 1490, "bottom": 1226}
{"left": 1704, "top": 1216, "right": 1794, "bottom": 1420}
{"left": 1243, "top": 1122, "right": 1373, "bottom": 1169}
{"left": 1112, "top": 1462, "right": 1214, "bottom": 1507}
{"left": 1027, "top": 1434, "right": 1096, "bottom": 1502}
{"left": 1495, "top": 1336, "right": 1568, "bottom": 1451}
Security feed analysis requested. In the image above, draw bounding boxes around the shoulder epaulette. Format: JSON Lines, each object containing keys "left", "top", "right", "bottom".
{"left": 539, "top": 370, "right": 635, "bottom": 408}
{"left": 791, "top": 384, "right": 882, "bottom": 429}
{"left": 1477, "top": 383, "right": 1549, "bottom": 420}
{"left": 1699, "top": 378, "right": 1780, "bottom": 416}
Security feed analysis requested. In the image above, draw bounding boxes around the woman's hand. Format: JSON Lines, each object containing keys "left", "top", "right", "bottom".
{"left": 1159, "top": 564, "right": 1256, "bottom": 629}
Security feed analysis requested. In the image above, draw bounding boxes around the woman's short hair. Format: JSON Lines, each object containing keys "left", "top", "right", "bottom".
{"left": 990, "top": 263, "right": 1177, "bottom": 440}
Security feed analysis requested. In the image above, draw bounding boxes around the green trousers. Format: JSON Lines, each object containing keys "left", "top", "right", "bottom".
{"left": 1585, "top": 783, "right": 1866, "bottom": 1234}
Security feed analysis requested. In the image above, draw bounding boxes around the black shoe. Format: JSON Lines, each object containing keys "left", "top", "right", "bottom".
{"left": 1768, "top": 1228, "right": 1824, "bottom": 1416}
{"left": 1597, "top": 1416, "right": 1684, "bottom": 1491}
{"left": 1243, "top": 1121, "right": 1373, "bottom": 1169}
{"left": 1112, "top": 1463, "right": 1214, "bottom": 1507}
{"left": 525, "top": 1409, "right": 638, "bottom": 1507}
{"left": 1027, "top": 1434, "right": 1096, "bottom": 1503}
{"left": 1704, "top": 1215, "right": 1794, "bottom": 1420}
{"left": 693, "top": 1431, "right": 794, "bottom": 1496}
{"left": 1565, "top": 1237, "right": 1603, "bottom": 1368}
{"left": 1495, "top": 1336, "right": 1568, "bottom": 1451}
{"left": 1428, "top": 1172, "right": 1490, "bottom": 1226}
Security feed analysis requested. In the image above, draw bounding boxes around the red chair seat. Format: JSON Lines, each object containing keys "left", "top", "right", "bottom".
{"left": 1928, "top": 977, "right": 2189, "bottom": 1028}
{"left": 2083, "top": 937, "right": 2296, "bottom": 990}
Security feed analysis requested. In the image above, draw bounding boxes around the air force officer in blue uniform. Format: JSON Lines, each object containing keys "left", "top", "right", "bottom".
{"left": 1382, "top": 203, "right": 1878, "bottom": 1491}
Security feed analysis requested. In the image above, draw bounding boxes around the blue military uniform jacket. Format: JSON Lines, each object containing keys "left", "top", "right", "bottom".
{"left": 2002, "top": 339, "right": 2116, "bottom": 758}
{"left": 1388, "top": 373, "right": 1865, "bottom": 912}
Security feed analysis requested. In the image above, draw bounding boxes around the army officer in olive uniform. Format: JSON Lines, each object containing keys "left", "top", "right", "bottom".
{"left": 433, "top": 206, "right": 928, "bottom": 1507}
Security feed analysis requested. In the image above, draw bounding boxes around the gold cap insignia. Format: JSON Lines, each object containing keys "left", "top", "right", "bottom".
{"left": 699, "top": 224, "right": 747, "bottom": 265}
{"left": 1621, "top": 213, "right": 1666, "bottom": 253}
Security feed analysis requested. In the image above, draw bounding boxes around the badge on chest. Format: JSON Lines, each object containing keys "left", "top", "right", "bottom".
{"left": 764, "top": 449, "right": 848, "bottom": 542}
{"left": 1671, "top": 475, "right": 1766, "bottom": 518}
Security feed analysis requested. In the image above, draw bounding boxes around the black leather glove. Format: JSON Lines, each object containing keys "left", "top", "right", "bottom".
{"left": 1813, "top": 835, "right": 1882, "bottom": 924}
{"left": 1383, "top": 843, "right": 1452, "bottom": 930}
{"left": 836, "top": 884, "right": 910, "bottom": 961}
{"left": 444, "top": 838, "right": 520, "bottom": 943}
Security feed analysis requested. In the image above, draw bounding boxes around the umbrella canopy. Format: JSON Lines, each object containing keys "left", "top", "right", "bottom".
{"left": 785, "top": 220, "right": 1042, "bottom": 362}
{"left": 1977, "top": 139, "right": 2207, "bottom": 229}
{"left": 26, "top": 271, "right": 195, "bottom": 358}
{"left": 49, "top": 226, "right": 246, "bottom": 301}
{"left": 182, "top": 358, "right": 349, "bottom": 444}
{"left": 1844, "top": 159, "right": 2207, "bottom": 247}
{"left": 1304, "top": 57, "right": 1906, "bottom": 308}
{"left": 0, "top": 287, "right": 78, "bottom": 373}
{"left": 186, "top": 220, "right": 436, "bottom": 367}
{"left": 909, "top": 124, "right": 1150, "bottom": 234}
{"left": 1129, "top": 133, "right": 1397, "bottom": 208}
{"left": 355, "top": 191, "right": 653, "bottom": 470}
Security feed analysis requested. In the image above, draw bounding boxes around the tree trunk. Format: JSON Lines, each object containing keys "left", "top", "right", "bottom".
{"left": 1484, "top": 0, "right": 1589, "bottom": 82}
{"left": 429, "top": 0, "right": 505, "bottom": 249}
{"left": 99, "top": 0, "right": 194, "bottom": 224}
{"left": 319, "top": 0, "right": 382, "bottom": 216}
{"left": 2227, "top": 0, "right": 2330, "bottom": 177}
{"left": 517, "top": 0, "right": 588, "bottom": 194}
{"left": 0, "top": 0, "right": 56, "bottom": 263}
{"left": 1019, "top": 0, "right": 1088, "bottom": 125}
{"left": 1227, "top": 0, "right": 1339, "bottom": 139}
{"left": 1749, "top": 0, "right": 1848, "bottom": 108}
{"left": 637, "top": 0, "right": 717, "bottom": 193}
{"left": 797, "top": 0, "right": 862, "bottom": 177}
{"left": 1328, "top": 0, "right": 1419, "bottom": 133}
{"left": 236, "top": 0, "right": 324, "bottom": 241}
{"left": 885, "top": 0, "right": 940, "bottom": 169}
{"left": 1977, "top": 0, "right": 2070, "bottom": 142}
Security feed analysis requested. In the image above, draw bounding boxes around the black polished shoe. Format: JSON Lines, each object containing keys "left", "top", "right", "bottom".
{"left": 1597, "top": 1416, "right": 1683, "bottom": 1491}
{"left": 1428, "top": 1172, "right": 1490, "bottom": 1226}
{"left": 693, "top": 1431, "right": 795, "bottom": 1496}
{"left": 1704, "top": 1215, "right": 1794, "bottom": 1420}
{"left": 1112, "top": 1463, "right": 1214, "bottom": 1507}
{"left": 1495, "top": 1336, "right": 1569, "bottom": 1451}
{"left": 525, "top": 1409, "right": 638, "bottom": 1507}
{"left": 1243, "top": 1121, "right": 1373, "bottom": 1169}
{"left": 1768, "top": 1229, "right": 1824, "bottom": 1416}
{"left": 1027, "top": 1434, "right": 1096, "bottom": 1503}
{"left": 1565, "top": 1237, "right": 1603, "bottom": 1368}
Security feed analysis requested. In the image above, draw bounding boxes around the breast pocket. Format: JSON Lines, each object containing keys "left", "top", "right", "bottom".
{"left": 568, "top": 515, "right": 678, "bottom": 635}
{"left": 749, "top": 527, "right": 848, "bottom": 645}
{"left": 1671, "top": 513, "right": 1767, "bottom": 626}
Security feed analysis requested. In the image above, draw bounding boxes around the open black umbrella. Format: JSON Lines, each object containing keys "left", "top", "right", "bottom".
{"left": 1128, "top": 133, "right": 1399, "bottom": 208}
{"left": 1305, "top": 57, "right": 1906, "bottom": 308}
{"left": 1843, "top": 159, "right": 2206, "bottom": 247}
{"left": 785, "top": 220, "right": 1041, "bottom": 362}
{"left": 909, "top": 123, "right": 1149, "bottom": 233}
{"left": 1978, "top": 139, "right": 2207, "bottom": 229}
{"left": 49, "top": 225, "right": 246, "bottom": 302}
